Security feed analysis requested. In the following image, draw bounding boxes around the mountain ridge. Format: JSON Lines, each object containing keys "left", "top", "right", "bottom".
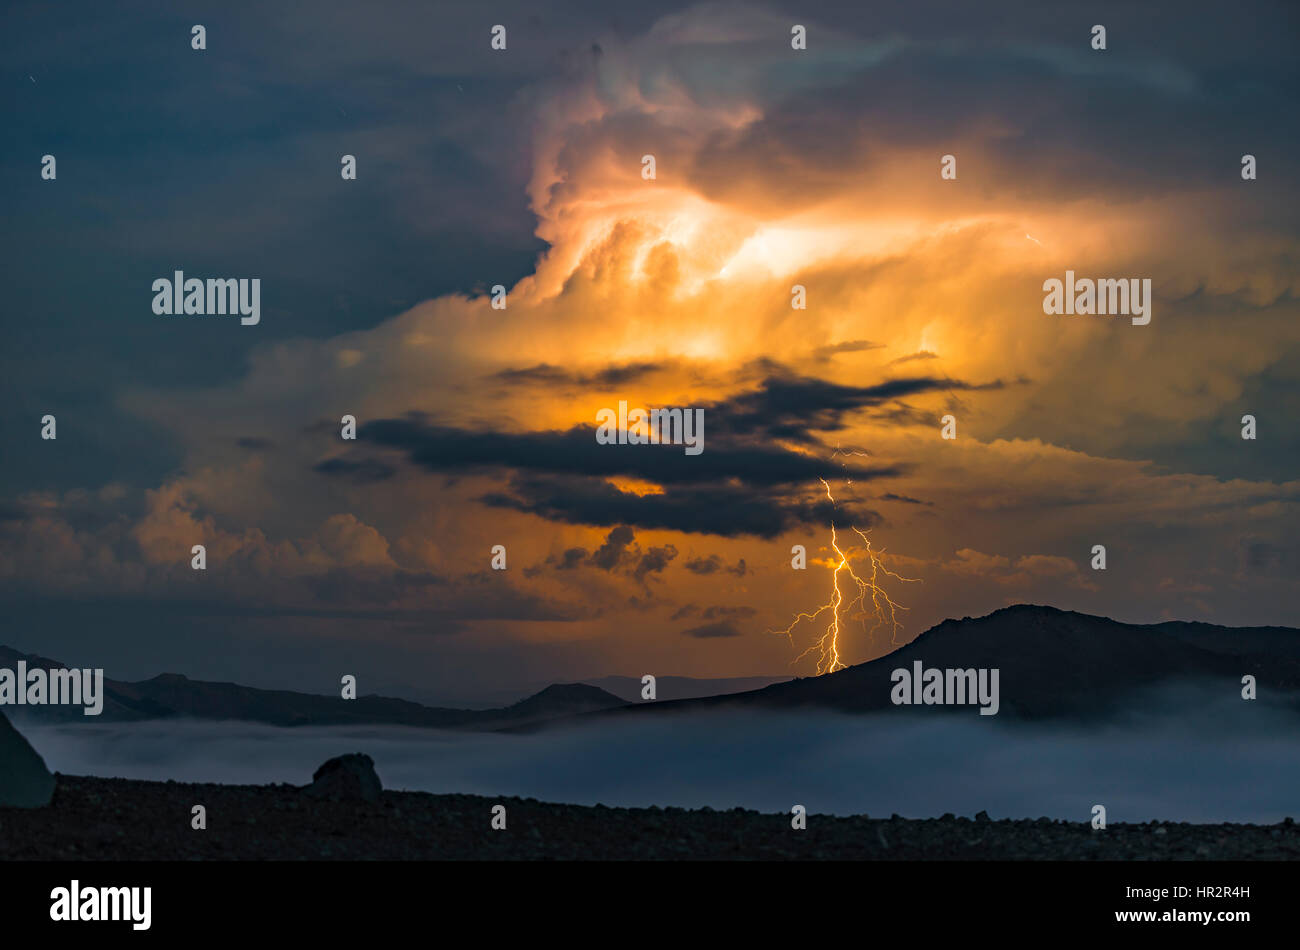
{"left": 561, "top": 604, "right": 1300, "bottom": 725}
{"left": 0, "top": 645, "right": 627, "bottom": 729}
{"left": 6, "top": 604, "right": 1299, "bottom": 729}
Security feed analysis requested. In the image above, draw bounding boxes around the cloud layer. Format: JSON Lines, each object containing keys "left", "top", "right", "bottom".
{"left": 3, "top": 0, "right": 1297, "bottom": 697}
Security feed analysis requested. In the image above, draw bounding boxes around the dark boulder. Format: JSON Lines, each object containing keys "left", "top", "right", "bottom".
{"left": 0, "top": 709, "right": 56, "bottom": 808}
{"left": 306, "top": 752, "right": 382, "bottom": 803}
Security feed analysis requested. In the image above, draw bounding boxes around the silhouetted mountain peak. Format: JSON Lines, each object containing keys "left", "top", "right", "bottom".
{"left": 0, "top": 645, "right": 69, "bottom": 669}
{"left": 596, "top": 605, "right": 1300, "bottom": 723}
{"left": 509, "top": 683, "right": 626, "bottom": 714}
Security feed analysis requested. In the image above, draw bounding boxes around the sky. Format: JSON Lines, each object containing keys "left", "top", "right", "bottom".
{"left": 2, "top": 0, "right": 1297, "bottom": 704}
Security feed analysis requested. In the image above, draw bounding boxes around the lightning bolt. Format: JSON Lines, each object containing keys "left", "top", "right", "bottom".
{"left": 830, "top": 444, "right": 871, "bottom": 486}
{"left": 770, "top": 476, "right": 920, "bottom": 675}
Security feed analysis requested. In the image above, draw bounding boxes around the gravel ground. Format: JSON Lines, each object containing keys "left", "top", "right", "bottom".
{"left": 2, "top": 774, "right": 1297, "bottom": 860}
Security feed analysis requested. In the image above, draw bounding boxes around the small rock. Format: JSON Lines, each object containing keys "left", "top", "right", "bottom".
{"left": 305, "top": 753, "right": 382, "bottom": 803}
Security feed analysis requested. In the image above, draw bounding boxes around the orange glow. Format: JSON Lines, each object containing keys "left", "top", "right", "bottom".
{"left": 606, "top": 476, "right": 666, "bottom": 497}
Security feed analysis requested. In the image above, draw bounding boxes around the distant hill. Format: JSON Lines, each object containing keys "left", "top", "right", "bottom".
{"left": 0, "top": 646, "right": 627, "bottom": 729}
{"left": 585, "top": 674, "right": 793, "bottom": 703}
{"left": 586, "top": 605, "right": 1300, "bottom": 722}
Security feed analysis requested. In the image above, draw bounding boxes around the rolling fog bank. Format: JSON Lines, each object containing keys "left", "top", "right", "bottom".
{"left": 19, "top": 684, "right": 1298, "bottom": 823}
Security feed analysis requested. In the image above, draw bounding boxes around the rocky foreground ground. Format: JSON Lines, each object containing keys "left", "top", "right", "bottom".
{"left": 1, "top": 774, "right": 1298, "bottom": 860}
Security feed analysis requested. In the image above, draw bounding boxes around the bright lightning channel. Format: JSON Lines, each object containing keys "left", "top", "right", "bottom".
{"left": 770, "top": 476, "right": 919, "bottom": 675}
